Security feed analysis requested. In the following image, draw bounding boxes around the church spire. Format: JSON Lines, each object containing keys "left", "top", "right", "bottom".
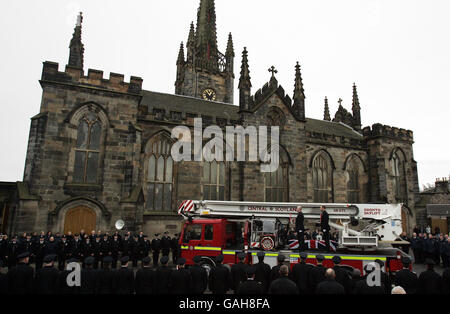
{"left": 225, "top": 33, "right": 234, "bottom": 57}
{"left": 68, "top": 12, "right": 84, "bottom": 70}
{"left": 352, "top": 83, "right": 362, "bottom": 131}
{"left": 324, "top": 97, "right": 331, "bottom": 121}
{"left": 292, "top": 62, "right": 306, "bottom": 121}
{"left": 177, "top": 42, "right": 185, "bottom": 65}
{"left": 195, "top": 0, "right": 219, "bottom": 70}
{"left": 239, "top": 47, "right": 252, "bottom": 111}
{"left": 186, "top": 22, "right": 195, "bottom": 64}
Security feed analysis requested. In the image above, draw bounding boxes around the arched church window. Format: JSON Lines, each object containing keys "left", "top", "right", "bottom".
{"left": 312, "top": 153, "right": 331, "bottom": 203}
{"left": 391, "top": 151, "right": 406, "bottom": 201}
{"left": 203, "top": 161, "right": 226, "bottom": 200}
{"left": 146, "top": 136, "right": 174, "bottom": 211}
{"left": 264, "top": 164, "right": 289, "bottom": 202}
{"left": 263, "top": 145, "right": 289, "bottom": 202}
{"left": 347, "top": 158, "right": 360, "bottom": 203}
{"left": 73, "top": 112, "right": 102, "bottom": 183}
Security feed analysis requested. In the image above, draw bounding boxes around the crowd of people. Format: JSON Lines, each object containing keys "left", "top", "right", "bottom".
{"left": 0, "top": 230, "right": 181, "bottom": 271}
{"left": 0, "top": 224, "right": 450, "bottom": 295}
{"left": 1, "top": 244, "right": 450, "bottom": 295}
{"left": 396, "top": 229, "right": 450, "bottom": 268}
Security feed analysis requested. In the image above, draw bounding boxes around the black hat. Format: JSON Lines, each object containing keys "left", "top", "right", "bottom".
{"left": 17, "top": 251, "right": 30, "bottom": 259}
{"left": 193, "top": 256, "right": 202, "bottom": 264}
{"left": 43, "top": 254, "right": 56, "bottom": 263}
{"left": 215, "top": 254, "right": 224, "bottom": 263}
{"left": 375, "top": 259, "right": 385, "bottom": 267}
{"left": 257, "top": 251, "right": 265, "bottom": 258}
{"left": 67, "top": 258, "right": 79, "bottom": 264}
{"left": 103, "top": 256, "right": 113, "bottom": 263}
{"left": 245, "top": 265, "right": 256, "bottom": 275}
{"left": 120, "top": 256, "right": 130, "bottom": 264}
{"left": 155, "top": 233, "right": 160, "bottom": 237}
{"left": 299, "top": 252, "right": 308, "bottom": 260}
{"left": 364, "top": 263, "right": 377, "bottom": 273}
{"left": 142, "top": 256, "right": 151, "bottom": 264}
{"left": 177, "top": 258, "right": 186, "bottom": 266}
{"left": 316, "top": 254, "right": 325, "bottom": 262}
{"left": 425, "top": 258, "right": 436, "bottom": 265}
{"left": 332, "top": 256, "right": 342, "bottom": 265}
{"left": 237, "top": 252, "right": 246, "bottom": 260}
{"left": 160, "top": 256, "right": 169, "bottom": 264}
{"left": 277, "top": 254, "right": 286, "bottom": 263}
{"left": 84, "top": 256, "right": 95, "bottom": 266}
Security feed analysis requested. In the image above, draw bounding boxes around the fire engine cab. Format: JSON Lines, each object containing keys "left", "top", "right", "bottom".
{"left": 178, "top": 200, "right": 410, "bottom": 276}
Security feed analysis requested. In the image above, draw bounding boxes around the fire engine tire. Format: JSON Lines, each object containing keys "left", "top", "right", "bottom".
{"left": 260, "top": 236, "right": 275, "bottom": 251}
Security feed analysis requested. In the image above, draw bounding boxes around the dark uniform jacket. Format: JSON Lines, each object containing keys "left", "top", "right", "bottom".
{"left": 269, "top": 265, "right": 282, "bottom": 283}
{"left": 34, "top": 266, "right": 60, "bottom": 294}
{"left": 353, "top": 276, "right": 386, "bottom": 294}
{"left": 308, "top": 265, "right": 326, "bottom": 292}
{"left": 135, "top": 267, "right": 154, "bottom": 294}
{"left": 417, "top": 269, "right": 443, "bottom": 294}
{"left": 316, "top": 278, "right": 345, "bottom": 294}
{"left": 161, "top": 236, "right": 171, "bottom": 256}
{"left": 296, "top": 212, "right": 304, "bottom": 231}
{"left": 237, "top": 279, "right": 264, "bottom": 295}
{"left": 443, "top": 268, "right": 450, "bottom": 295}
{"left": 254, "top": 261, "right": 271, "bottom": 293}
{"left": 394, "top": 269, "right": 418, "bottom": 294}
{"left": 115, "top": 267, "right": 135, "bottom": 294}
{"left": 169, "top": 268, "right": 192, "bottom": 294}
{"left": 290, "top": 262, "right": 312, "bottom": 294}
{"left": 80, "top": 268, "right": 98, "bottom": 294}
{"left": 320, "top": 211, "right": 330, "bottom": 231}
{"left": 209, "top": 264, "right": 231, "bottom": 294}
{"left": 269, "top": 276, "right": 299, "bottom": 294}
{"left": 0, "top": 272, "right": 7, "bottom": 294}
{"left": 154, "top": 265, "right": 173, "bottom": 294}
{"left": 231, "top": 262, "right": 247, "bottom": 292}
{"left": 380, "top": 271, "right": 392, "bottom": 294}
{"left": 189, "top": 264, "right": 208, "bottom": 294}
{"left": 7, "top": 262, "right": 34, "bottom": 294}
{"left": 333, "top": 266, "right": 352, "bottom": 294}
{"left": 96, "top": 268, "right": 115, "bottom": 294}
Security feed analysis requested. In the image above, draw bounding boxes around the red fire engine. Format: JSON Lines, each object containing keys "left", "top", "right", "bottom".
{"left": 178, "top": 200, "right": 410, "bottom": 276}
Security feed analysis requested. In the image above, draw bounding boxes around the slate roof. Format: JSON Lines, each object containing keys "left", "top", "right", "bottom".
{"left": 141, "top": 90, "right": 363, "bottom": 140}
{"left": 305, "top": 118, "right": 363, "bottom": 140}
{"left": 141, "top": 90, "right": 240, "bottom": 121}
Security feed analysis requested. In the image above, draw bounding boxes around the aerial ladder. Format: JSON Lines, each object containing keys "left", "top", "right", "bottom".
{"left": 179, "top": 200, "right": 405, "bottom": 250}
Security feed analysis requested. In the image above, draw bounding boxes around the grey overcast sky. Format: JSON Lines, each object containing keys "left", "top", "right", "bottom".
{"left": 0, "top": 0, "right": 448, "bottom": 188}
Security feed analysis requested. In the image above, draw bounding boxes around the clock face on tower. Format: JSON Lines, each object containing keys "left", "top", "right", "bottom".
{"left": 202, "top": 88, "right": 217, "bottom": 101}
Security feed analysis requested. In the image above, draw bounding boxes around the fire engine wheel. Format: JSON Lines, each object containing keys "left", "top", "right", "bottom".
{"left": 260, "top": 236, "right": 275, "bottom": 251}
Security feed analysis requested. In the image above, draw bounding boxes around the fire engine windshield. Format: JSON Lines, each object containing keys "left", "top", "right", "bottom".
{"left": 183, "top": 224, "right": 202, "bottom": 243}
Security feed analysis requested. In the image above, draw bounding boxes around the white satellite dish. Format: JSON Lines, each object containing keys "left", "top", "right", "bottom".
{"left": 115, "top": 219, "right": 125, "bottom": 230}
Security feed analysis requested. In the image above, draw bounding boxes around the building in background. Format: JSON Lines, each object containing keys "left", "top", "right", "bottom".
{"left": 2, "top": 0, "right": 420, "bottom": 236}
{"left": 415, "top": 177, "right": 450, "bottom": 235}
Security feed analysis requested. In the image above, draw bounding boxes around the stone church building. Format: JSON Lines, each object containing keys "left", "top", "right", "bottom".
{"left": 1, "top": 0, "right": 420, "bottom": 236}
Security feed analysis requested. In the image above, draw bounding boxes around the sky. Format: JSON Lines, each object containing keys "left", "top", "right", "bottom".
{"left": 0, "top": 0, "right": 448, "bottom": 189}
